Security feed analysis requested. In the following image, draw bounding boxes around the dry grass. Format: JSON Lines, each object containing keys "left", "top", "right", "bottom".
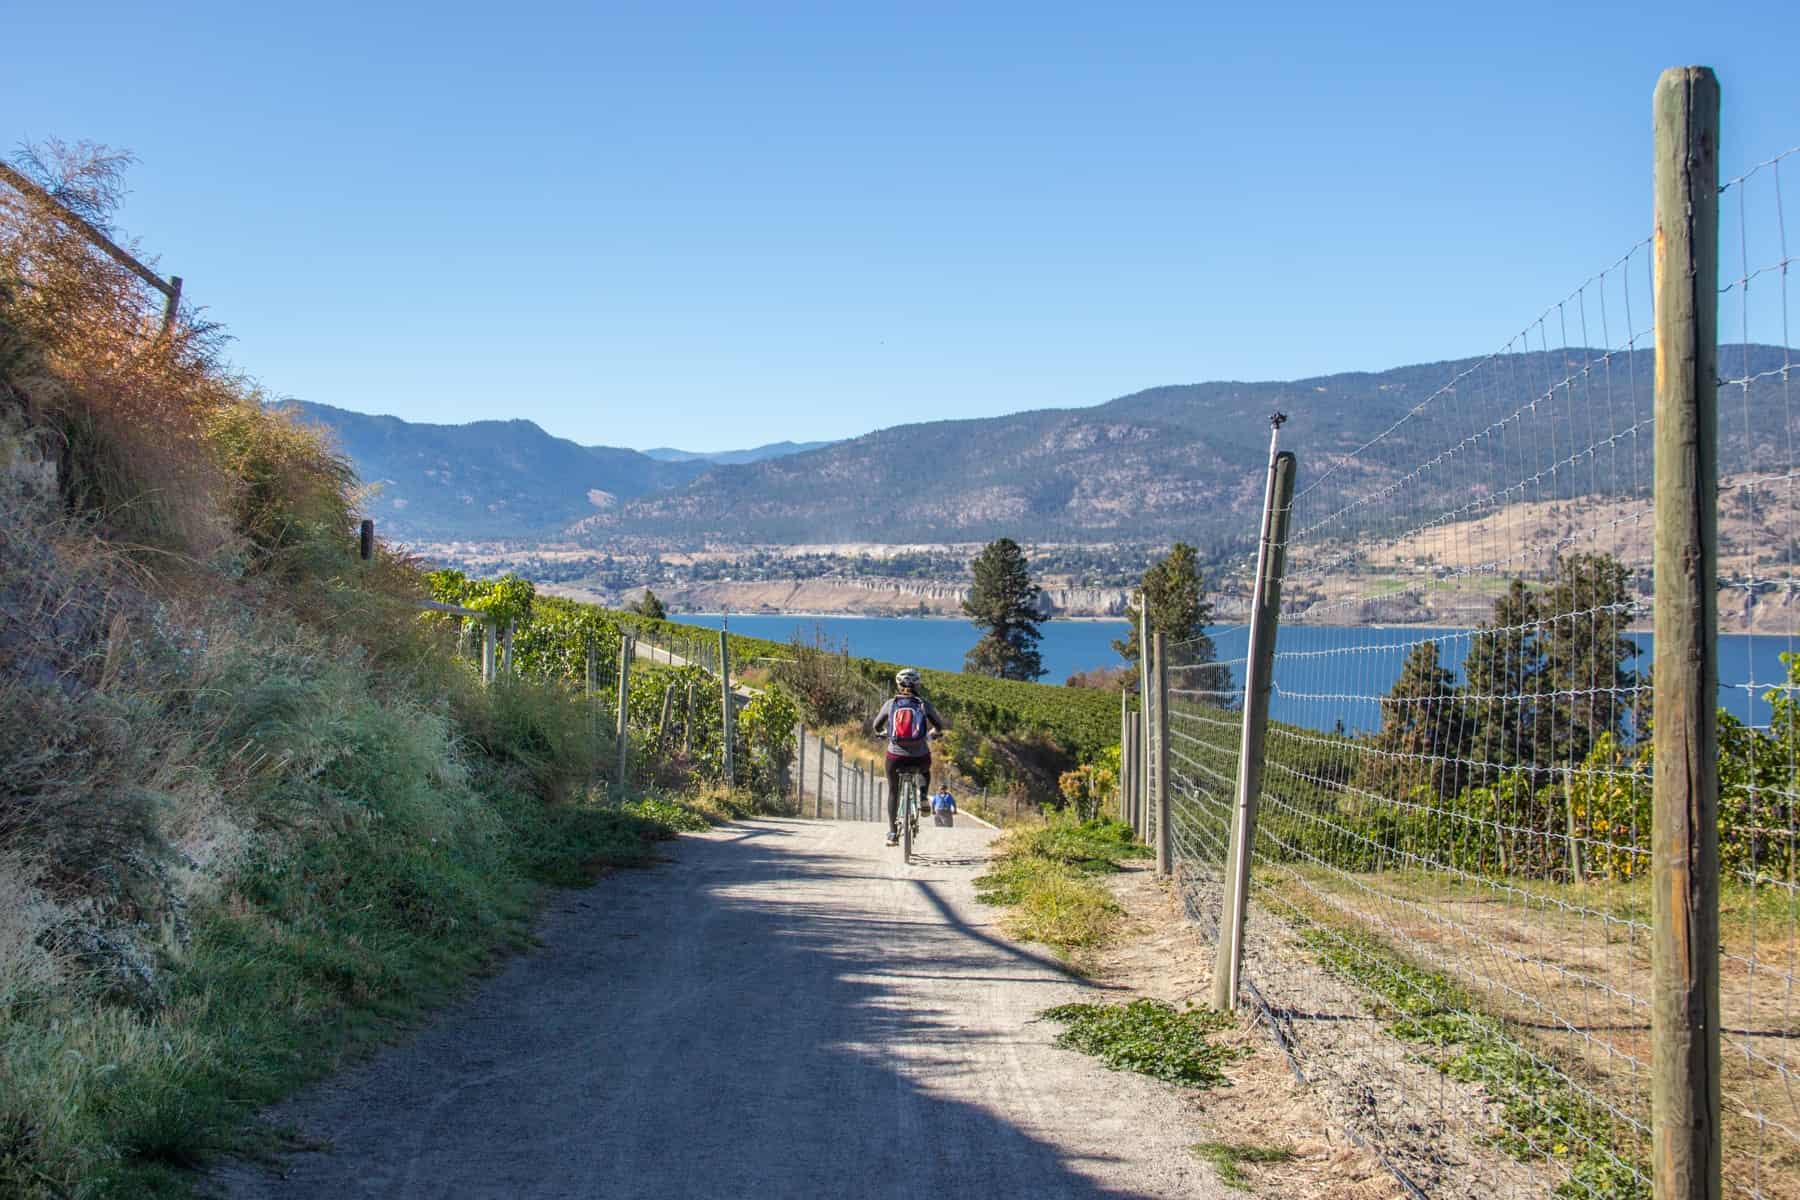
{"left": 1268, "top": 864, "right": 1800, "bottom": 1199}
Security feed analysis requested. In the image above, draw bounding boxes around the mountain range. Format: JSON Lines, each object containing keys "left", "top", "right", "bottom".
{"left": 642, "top": 441, "right": 835, "bottom": 465}
{"left": 288, "top": 346, "right": 1793, "bottom": 546}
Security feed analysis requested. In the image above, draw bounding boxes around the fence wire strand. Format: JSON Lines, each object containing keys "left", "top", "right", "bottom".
{"left": 1161, "top": 141, "right": 1799, "bottom": 1199}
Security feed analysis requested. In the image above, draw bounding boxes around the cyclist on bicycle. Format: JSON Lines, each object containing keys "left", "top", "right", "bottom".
{"left": 871, "top": 668, "right": 945, "bottom": 847}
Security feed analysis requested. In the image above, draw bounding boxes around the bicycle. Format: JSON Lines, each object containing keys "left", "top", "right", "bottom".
{"left": 894, "top": 763, "right": 928, "bottom": 864}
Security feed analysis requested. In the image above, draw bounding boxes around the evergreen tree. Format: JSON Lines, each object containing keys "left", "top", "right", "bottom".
{"left": 1359, "top": 639, "right": 1470, "bottom": 802}
{"left": 963, "top": 538, "right": 1045, "bottom": 680}
{"left": 1113, "top": 542, "right": 1227, "bottom": 695}
{"left": 632, "top": 588, "right": 667, "bottom": 621}
{"left": 1542, "top": 552, "right": 1640, "bottom": 766}
{"left": 1461, "top": 578, "right": 1550, "bottom": 780}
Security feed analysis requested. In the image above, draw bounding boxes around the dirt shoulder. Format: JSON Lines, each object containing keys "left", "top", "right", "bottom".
{"left": 1090, "top": 862, "right": 1406, "bottom": 1200}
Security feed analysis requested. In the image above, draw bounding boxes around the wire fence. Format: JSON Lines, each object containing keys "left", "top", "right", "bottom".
{"left": 1161, "top": 117, "right": 1798, "bottom": 1198}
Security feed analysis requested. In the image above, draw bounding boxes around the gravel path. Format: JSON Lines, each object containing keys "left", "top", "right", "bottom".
{"left": 215, "top": 818, "right": 1230, "bottom": 1199}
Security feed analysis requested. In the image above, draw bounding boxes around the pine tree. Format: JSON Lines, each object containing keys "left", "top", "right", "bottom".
{"left": 963, "top": 538, "right": 1045, "bottom": 680}
{"left": 632, "top": 588, "right": 667, "bottom": 621}
{"left": 1113, "top": 542, "right": 1227, "bottom": 696}
{"left": 1359, "top": 639, "right": 1470, "bottom": 802}
{"left": 1461, "top": 579, "right": 1549, "bottom": 781}
{"left": 1542, "top": 552, "right": 1640, "bottom": 767}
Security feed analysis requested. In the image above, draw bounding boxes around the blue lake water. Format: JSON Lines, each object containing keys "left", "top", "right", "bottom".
{"left": 673, "top": 614, "right": 1797, "bottom": 733}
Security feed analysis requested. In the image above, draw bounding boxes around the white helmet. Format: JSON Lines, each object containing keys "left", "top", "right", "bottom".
{"left": 895, "top": 668, "right": 921, "bottom": 690}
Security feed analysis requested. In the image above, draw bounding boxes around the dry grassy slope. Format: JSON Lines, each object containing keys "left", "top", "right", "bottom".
{"left": 1278, "top": 471, "right": 1799, "bottom": 634}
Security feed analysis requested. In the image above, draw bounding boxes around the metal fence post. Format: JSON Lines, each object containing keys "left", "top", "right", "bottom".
{"left": 719, "top": 628, "right": 735, "bottom": 786}
{"left": 684, "top": 683, "right": 695, "bottom": 755}
{"left": 1652, "top": 64, "right": 1722, "bottom": 1200}
{"left": 616, "top": 633, "right": 634, "bottom": 792}
{"left": 1213, "top": 434, "right": 1295, "bottom": 1012}
{"left": 1154, "top": 631, "right": 1172, "bottom": 876}
{"left": 1119, "top": 690, "right": 1132, "bottom": 822}
{"left": 586, "top": 640, "right": 597, "bottom": 744}
{"left": 1123, "top": 721, "right": 1139, "bottom": 832}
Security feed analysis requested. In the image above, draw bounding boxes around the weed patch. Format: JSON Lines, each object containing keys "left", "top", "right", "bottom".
{"left": 975, "top": 816, "right": 1148, "bottom": 955}
{"left": 1190, "top": 1141, "right": 1295, "bottom": 1190}
{"left": 1041, "top": 998, "right": 1244, "bottom": 1087}
{"left": 1298, "top": 924, "right": 1648, "bottom": 1199}
{"left": 622, "top": 797, "right": 712, "bottom": 833}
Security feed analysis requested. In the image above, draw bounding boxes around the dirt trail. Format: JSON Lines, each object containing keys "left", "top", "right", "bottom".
{"left": 215, "top": 820, "right": 1232, "bottom": 1199}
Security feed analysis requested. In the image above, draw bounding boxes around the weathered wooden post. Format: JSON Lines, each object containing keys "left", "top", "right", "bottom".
{"left": 1138, "top": 605, "right": 1154, "bottom": 842}
{"left": 1154, "top": 631, "right": 1172, "bottom": 877}
{"left": 796, "top": 725, "right": 807, "bottom": 814}
{"left": 1213, "top": 434, "right": 1295, "bottom": 1012}
{"left": 1651, "top": 64, "right": 1722, "bottom": 1200}
{"left": 656, "top": 683, "right": 676, "bottom": 753}
{"left": 481, "top": 620, "right": 497, "bottom": 685}
{"left": 835, "top": 741, "right": 845, "bottom": 820}
{"left": 816, "top": 732, "right": 827, "bottom": 819}
{"left": 684, "top": 682, "right": 695, "bottom": 755}
{"left": 719, "top": 628, "right": 735, "bottom": 786}
{"left": 616, "top": 633, "right": 635, "bottom": 792}
{"left": 502, "top": 619, "right": 515, "bottom": 675}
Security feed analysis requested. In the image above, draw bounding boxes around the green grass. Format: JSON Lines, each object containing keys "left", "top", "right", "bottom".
{"left": 1296, "top": 923, "right": 1649, "bottom": 1200}
{"left": 1190, "top": 1141, "right": 1295, "bottom": 1190}
{"left": 975, "top": 817, "right": 1148, "bottom": 954}
{"left": 622, "top": 796, "right": 714, "bottom": 833}
{"left": 0, "top": 608, "right": 684, "bottom": 1200}
{"left": 1041, "top": 999, "right": 1245, "bottom": 1087}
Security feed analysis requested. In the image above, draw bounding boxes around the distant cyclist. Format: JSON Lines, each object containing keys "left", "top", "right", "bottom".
{"left": 871, "top": 668, "right": 945, "bottom": 847}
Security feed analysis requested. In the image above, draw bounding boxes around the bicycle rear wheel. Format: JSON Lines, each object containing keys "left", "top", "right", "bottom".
{"left": 902, "top": 779, "right": 915, "bottom": 863}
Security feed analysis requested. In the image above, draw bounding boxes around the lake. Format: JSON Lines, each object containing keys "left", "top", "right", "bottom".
{"left": 673, "top": 613, "right": 1799, "bottom": 734}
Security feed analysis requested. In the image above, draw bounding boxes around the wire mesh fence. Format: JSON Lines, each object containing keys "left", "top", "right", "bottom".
{"left": 1159, "top": 122, "right": 1799, "bottom": 1198}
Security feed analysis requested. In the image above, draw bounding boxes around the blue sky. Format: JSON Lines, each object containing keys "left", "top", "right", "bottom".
{"left": 6, "top": 1, "right": 1796, "bottom": 450}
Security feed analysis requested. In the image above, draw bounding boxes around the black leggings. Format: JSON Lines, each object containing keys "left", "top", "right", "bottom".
{"left": 885, "top": 753, "right": 931, "bottom": 832}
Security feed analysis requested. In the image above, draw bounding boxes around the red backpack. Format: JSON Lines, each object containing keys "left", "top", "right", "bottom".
{"left": 890, "top": 697, "right": 927, "bottom": 741}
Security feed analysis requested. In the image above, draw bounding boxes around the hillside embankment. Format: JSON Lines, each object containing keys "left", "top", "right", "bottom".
{"left": 0, "top": 150, "right": 742, "bottom": 1198}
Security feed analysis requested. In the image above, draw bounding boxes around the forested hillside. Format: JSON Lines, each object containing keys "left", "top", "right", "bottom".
{"left": 292, "top": 347, "right": 1794, "bottom": 548}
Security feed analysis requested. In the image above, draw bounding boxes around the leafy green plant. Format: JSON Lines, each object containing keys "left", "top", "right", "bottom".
{"left": 1191, "top": 1141, "right": 1295, "bottom": 1189}
{"left": 1297, "top": 924, "right": 1648, "bottom": 1199}
{"left": 1041, "top": 999, "right": 1243, "bottom": 1087}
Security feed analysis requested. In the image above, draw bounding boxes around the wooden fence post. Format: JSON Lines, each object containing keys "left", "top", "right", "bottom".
{"left": 503, "top": 619, "right": 515, "bottom": 675}
{"left": 481, "top": 621, "right": 497, "bottom": 685}
{"left": 656, "top": 683, "right": 675, "bottom": 752}
{"left": 616, "top": 633, "right": 634, "bottom": 793}
{"left": 1651, "top": 64, "right": 1722, "bottom": 1200}
{"left": 797, "top": 725, "right": 807, "bottom": 813}
{"left": 816, "top": 732, "right": 827, "bottom": 818}
{"left": 719, "top": 629, "right": 735, "bottom": 786}
{"left": 1139, "top": 605, "right": 1153, "bottom": 842}
{"left": 1154, "top": 631, "right": 1172, "bottom": 877}
{"left": 1213, "top": 437, "right": 1295, "bottom": 1012}
{"left": 835, "top": 742, "right": 844, "bottom": 820}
